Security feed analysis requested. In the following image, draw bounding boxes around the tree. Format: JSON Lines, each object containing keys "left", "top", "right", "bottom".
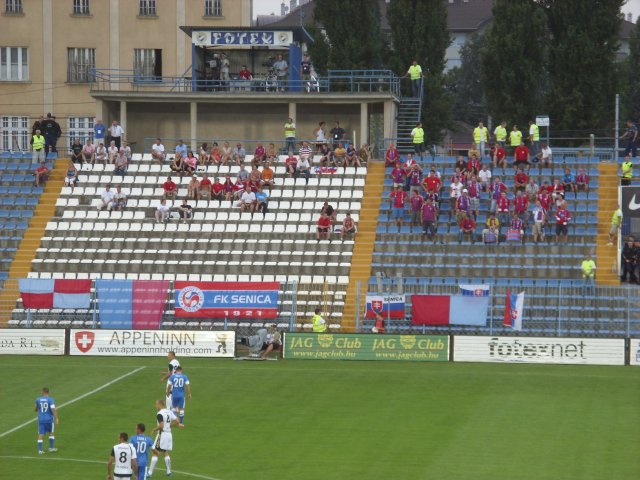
{"left": 303, "top": 23, "right": 330, "bottom": 76}
{"left": 480, "top": 0, "right": 548, "bottom": 128}
{"left": 544, "top": 0, "right": 624, "bottom": 133}
{"left": 623, "top": 18, "right": 640, "bottom": 122}
{"left": 446, "top": 33, "right": 487, "bottom": 124}
{"left": 388, "top": 0, "right": 453, "bottom": 144}
{"left": 312, "top": 0, "right": 385, "bottom": 70}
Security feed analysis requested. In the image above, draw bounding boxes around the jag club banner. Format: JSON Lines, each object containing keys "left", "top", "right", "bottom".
{"left": 174, "top": 282, "right": 280, "bottom": 318}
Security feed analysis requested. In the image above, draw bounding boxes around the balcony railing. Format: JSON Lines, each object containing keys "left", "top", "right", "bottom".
{"left": 89, "top": 69, "right": 401, "bottom": 96}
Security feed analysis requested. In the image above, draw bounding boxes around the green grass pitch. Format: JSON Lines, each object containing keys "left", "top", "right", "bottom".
{"left": 0, "top": 356, "right": 638, "bottom": 480}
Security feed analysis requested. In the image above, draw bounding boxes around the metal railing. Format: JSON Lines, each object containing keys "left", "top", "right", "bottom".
{"left": 89, "top": 68, "right": 401, "bottom": 96}
{"left": 354, "top": 280, "right": 640, "bottom": 338}
{"left": 141, "top": 137, "right": 354, "bottom": 154}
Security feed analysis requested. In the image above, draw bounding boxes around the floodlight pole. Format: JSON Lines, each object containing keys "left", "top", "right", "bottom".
{"left": 614, "top": 93, "right": 619, "bottom": 161}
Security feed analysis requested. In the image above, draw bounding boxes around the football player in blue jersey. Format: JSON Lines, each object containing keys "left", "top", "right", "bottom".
{"left": 35, "top": 387, "right": 59, "bottom": 454}
{"left": 166, "top": 366, "right": 191, "bottom": 427}
{"left": 130, "top": 423, "right": 154, "bottom": 480}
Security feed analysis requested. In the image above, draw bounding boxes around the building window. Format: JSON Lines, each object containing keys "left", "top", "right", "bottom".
{"left": 5, "top": 0, "right": 22, "bottom": 14}
{"left": 134, "top": 49, "right": 162, "bottom": 80}
{"left": 67, "top": 48, "right": 95, "bottom": 83}
{"left": 72, "top": 0, "right": 90, "bottom": 15}
{"left": 68, "top": 116, "right": 95, "bottom": 146}
{"left": 0, "top": 47, "right": 28, "bottom": 81}
{"left": 139, "top": 0, "right": 156, "bottom": 16}
{"left": 205, "top": 0, "right": 222, "bottom": 16}
{"left": 1, "top": 116, "right": 29, "bottom": 151}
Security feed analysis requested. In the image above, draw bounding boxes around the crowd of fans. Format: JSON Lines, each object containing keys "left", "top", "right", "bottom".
{"left": 385, "top": 143, "right": 591, "bottom": 245}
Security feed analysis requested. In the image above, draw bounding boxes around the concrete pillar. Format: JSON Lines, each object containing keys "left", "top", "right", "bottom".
{"left": 95, "top": 100, "right": 105, "bottom": 121}
{"left": 288, "top": 102, "right": 297, "bottom": 121}
{"left": 190, "top": 102, "right": 198, "bottom": 152}
{"left": 42, "top": 0, "right": 53, "bottom": 113}
{"left": 383, "top": 100, "right": 398, "bottom": 142}
{"left": 176, "top": 0, "right": 186, "bottom": 75}
{"left": 360, "top": 102, "right": 369, "bottom": 147}
{"left": 119, "top": 101, "right": 127, "bottom": 139}
{"left": 110, "top": 0, "right": 120, "bottom": 90}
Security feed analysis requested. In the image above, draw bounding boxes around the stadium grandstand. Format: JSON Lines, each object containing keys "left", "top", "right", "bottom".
{"left": 0, "top": 6, "right": 639, "bottom": 340}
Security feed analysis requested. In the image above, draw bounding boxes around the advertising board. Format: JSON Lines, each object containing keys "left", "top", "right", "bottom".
{"left": 69, "top": 329, "right": 235, "bottom": 357}
{"left": 284, "top": 333, "right": 449, "bottom": 362}
{"left": 0, "top": 329, "right": 65, "bottom": 355}
{"left": 453, "top": 336, "right": 625, "bottom": 366}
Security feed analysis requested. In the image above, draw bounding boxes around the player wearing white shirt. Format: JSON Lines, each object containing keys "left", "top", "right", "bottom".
{"left": 149, "top": 400, "right": 178, "bottom": 478}
{"left": 107, "top": 432, "right": 137, "bottom": 480}
{"left": 161, "top": 352, "right": 180, "bottom": 409}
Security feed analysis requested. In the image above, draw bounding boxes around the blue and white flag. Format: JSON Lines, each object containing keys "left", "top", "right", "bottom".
{"left": 459, "top": 284, "right": 491, "bottom": 297}
{"left": 503, "top": 290, "right": 525, "bottom": 331}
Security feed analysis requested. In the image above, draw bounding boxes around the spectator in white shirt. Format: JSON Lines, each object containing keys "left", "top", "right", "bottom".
{"left": 109, "top": 121, "right": 124, "bottom": 149}
{"left": 233, "top": 143, "right": 246, "bottom": 166}
{"left": 295, "top": 156, "right": 311, "bottom": 184}
{"left": 536, "top": 143, "right": 553, "bottom": 169}
{"left": 239, "top": 190, "right": 257, "bottom": 213}
{"left": 478, "top": 164, "right": 492, "bottom": 192}
{"left": 109, "top": 185, "right": 127, "bottom": 211}
{"left": 298, "top": 141, "right": 312, "bottom": 161}
{"left": 155, "top": 199, "right": 170, "bottom": 223}
{"left": 122, "top": 141, "right": 132, "bottom": 162}
{"left": 107, "top": 141, "right": 118, "bottom": 164}
{"left": 98, "top": 184, "right": 115, "bottom": 210}
{"left": 152, "top": 138, "right": 166, "bottom": 164}
{"left": 95, "top": 142, "right": 107, "bottom": 165}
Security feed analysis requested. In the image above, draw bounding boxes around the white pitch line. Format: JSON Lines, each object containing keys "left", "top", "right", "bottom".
{"left": 0, "top": 456, "right": 223, "bottom": 480}
{"left": 0, "top": 366, "right": 146, "bottom": 438}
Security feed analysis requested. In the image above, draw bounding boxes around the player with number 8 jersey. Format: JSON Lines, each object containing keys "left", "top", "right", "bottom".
{"left": 107, "top": 432, "right": 137, "bottom": 480}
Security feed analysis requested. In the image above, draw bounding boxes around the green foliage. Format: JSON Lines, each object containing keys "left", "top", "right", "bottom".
{"left": 545, "top": 0, "right": 624, "bottom": 132}
{"left": 303, "top": 23, "right": 330, "bottom": 76}
{"left": 446, "top": 33, "right": 487, "bottom": 124}
{"left": 623, "top": 19, "right": 640, "bottom": 122}
{"left": 313, "top": 0, "right": 385, "bottom": 69}
{"left": 480, "top": 0, "right": 548, "bottom": 127}
{"left": 388, "top": 0, "right": 453, "bottom": 144}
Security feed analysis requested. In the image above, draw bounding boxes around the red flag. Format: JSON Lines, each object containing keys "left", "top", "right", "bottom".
{"left": 411, "top": 295, "right": 450, "bottom": 325}
{"left": 503, "top": 289, "right": 512, "bottom": 327}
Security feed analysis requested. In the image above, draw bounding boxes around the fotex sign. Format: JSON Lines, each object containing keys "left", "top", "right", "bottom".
{"left": 283, "top": 333, "right": 449, "bottom": 362}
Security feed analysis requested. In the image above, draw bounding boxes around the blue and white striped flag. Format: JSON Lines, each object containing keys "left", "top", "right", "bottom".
{"left": 459, "top": 284, "right": 491, "bottom": 297}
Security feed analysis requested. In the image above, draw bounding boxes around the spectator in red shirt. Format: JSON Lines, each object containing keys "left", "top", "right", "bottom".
{"left": 407, "top": 164, "right": 423, "bottom": 193}
{"left": 390, "top": 185, "right": 408, "bottom": 227}
{"left": 489, "top": 177, "right": 507, "bottom": 213}
{"left": 492, "top": 144, "right": 507, "bottom": 174}
{"left": 239, "top": 65, "right": 252, "bottom": 80}
{"left": 458, "top": 212, "right": 476, "bottom": 244}
{"left": 496, "top": 191, "right": 511, "bottom": 226}
{"left": 162, "top": 176, "right": 177, "bottom": 201}
{"left": 34, "top": 162, "right": 49, "bottom": 187}
{"left": 539, "top": 180, "right": 553, "bottom": 195}
{"left": 422, "top": 170, "right": 442, "bottom": 196}
{"left": 513, "top": 190, "right": 529, "bottom": 218}
{"left": 576, "top": 168, "right": 589, "bottom": 192}
{"left": 385, "top": 143, "right": 399, "bottom": 167}
{"left": 514, "top": 168, "right": 528, "bottom": 192}
{"left": 253, "top": 142, "right": 266, "bottom": 167}
{"left": 537, "top": 189, "right": 552, "bottom": 212}
{"left": 285, "top": 153, "right": 297, "bottom": 177}
{"left": 551, "top": 178, "right": 565, "bottom": 201}
{"left": 316, "top": 212, "right": 332, "bottom": 240}
{"left": 341, "top": 212, "right": 357, "bottom": 239}
{"left": 211, "top": 177, "right": 224, "bottom": 201}
{"left": 555, "top": 205, "right": 571, "bottom": 243}
{"left": 513, "top": 142, "right": 531, "bottom": 171}
{"left": 467, "top": 154, "right": 481, "bottom": 177}
{"left": 421, "top": 197, "right": 438, "bottom": 243}
{"left": 409, "top": 190, "right": 424, "bottom": 226}
{"left": 223, "top": 175, "right": 234, "bottom": 201}
{"left": 199, "top": 174, "right": 212, "bottom": 202}
{"left": 390, "top": 161, "right": 405, "bottom": 189}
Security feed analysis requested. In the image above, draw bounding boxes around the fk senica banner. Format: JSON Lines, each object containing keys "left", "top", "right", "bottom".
{"left": 365, "top": 294, "right": 405, "bottom": 319}
{"left": 174, "top": 282, "right": 280, "bottom": 318}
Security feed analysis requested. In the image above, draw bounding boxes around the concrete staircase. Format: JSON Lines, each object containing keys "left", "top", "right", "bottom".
{"left": 595, "top": 163, "right": 619, "bottom": 285}
{"left": 0, "top": 159, "right": 65, "bottom": 325}
{"left": 341, "top": 162, "right": 385, "bottom": 331}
